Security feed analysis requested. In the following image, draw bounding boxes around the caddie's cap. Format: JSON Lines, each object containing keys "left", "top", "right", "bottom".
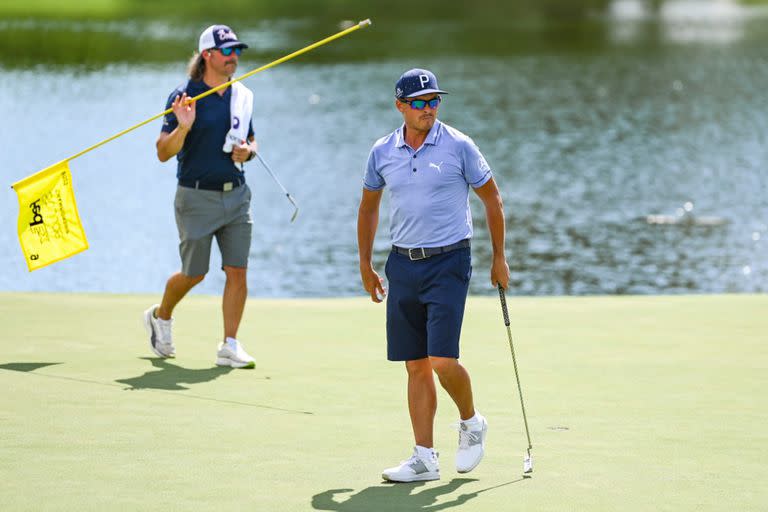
{"left": 198, "top": 25, "right": 248, "bottom": 52}
{"left": 395, "top": 68, "right": 448, "bottom": 99}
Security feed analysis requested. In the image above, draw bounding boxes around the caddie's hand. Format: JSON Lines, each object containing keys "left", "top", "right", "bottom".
{"left": 491, "top": 255, "right": 510, "bottom": 290}
{"left": 360, "top": 266, "right": 386, "bottom": 303}
{"left": 231, "top": 141, "right": 253, "bottom": 164}
{"left": 172, "top": 93, "right": 196, "bottom": 131}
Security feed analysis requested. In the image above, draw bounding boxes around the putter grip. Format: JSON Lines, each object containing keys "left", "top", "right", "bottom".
{"left": 497, "top": 284, "right": 510, "bottom": 326}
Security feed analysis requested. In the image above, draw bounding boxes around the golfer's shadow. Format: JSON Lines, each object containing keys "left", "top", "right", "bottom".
{"left": 116, "top": 357, "right": 233, "bottom": 390}
{"left": 312, "top": 478, "right": 487, "bottom": 511}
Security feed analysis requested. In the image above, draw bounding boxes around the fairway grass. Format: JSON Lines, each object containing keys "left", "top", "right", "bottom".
{"left": 1, "top": 293, "right": 766, "bottom": 511}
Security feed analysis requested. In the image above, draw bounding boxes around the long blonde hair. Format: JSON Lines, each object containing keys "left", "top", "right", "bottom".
{"left": 187, "top": 52, "right": 206, "bottom": 81}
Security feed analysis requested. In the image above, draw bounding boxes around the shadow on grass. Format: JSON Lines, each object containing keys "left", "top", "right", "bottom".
{"left": 116, "top": 357, "right": 233, "bottom": 390}
{"left": 0, "top": 362, "right": 62, "bottom": 372}
{"left": 2, "top": 360, "right": 311, "bottom": 414}
{"left": 312, "top": 477, "right": 524, "bottom": 511}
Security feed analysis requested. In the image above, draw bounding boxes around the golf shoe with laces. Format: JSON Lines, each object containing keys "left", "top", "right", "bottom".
{"left": 382, "top": 447, "right": 440, "bottom": 483}
{"left": 455, "top": 413, "right": 488, "bottom": 473}
{"left": 216, "top": 338, "right": 255, "bottom": 368}
{"left": 143, "top": 304, "right": 175, "bottom": 358}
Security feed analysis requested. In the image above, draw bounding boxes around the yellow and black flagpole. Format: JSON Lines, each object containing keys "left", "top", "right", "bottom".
{"left": 11, "top": 19, "right": 372, "bottom": 271}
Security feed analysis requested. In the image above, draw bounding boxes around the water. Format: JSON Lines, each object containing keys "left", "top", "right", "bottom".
{"left": 1, "top": 1, "right": 766, "bottom": 296}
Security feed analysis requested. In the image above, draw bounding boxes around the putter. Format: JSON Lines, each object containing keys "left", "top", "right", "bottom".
{"left": 497, "top": 284, "right": 534, "bottom": 475}
{"left": 254, "top": 153, "right": 299, "bottom": 222}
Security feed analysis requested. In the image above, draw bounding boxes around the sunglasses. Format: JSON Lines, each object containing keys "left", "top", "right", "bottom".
{"left": 212, "top": 47, "right": 243, "bottom": 57}
{"left": 400, "top": 96, "right": 441, "bottom": 110}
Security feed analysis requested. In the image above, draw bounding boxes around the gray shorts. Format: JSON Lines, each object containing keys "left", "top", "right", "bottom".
{"left": 174, "top": 184, "right": 252, "bottom": 277}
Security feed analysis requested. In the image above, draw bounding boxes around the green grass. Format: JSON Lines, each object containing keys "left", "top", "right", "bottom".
{"left": 10, "top": 0, "right": 747, "bottom": 21}
{"left": 0, "top": 0, "right": 131, "bottom": 18}
{"left": 1, "top": 293, "right": 766, "bottom": 511}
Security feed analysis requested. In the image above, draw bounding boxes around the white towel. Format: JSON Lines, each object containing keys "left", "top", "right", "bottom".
{"left": 222, "top": 81, "right": 254, "bottom": 153}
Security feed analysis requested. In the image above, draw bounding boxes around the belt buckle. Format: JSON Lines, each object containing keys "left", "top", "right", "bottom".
{"left": 223, "top": 182, "right": 233, "bottom": 192}
{"left": 408, "top": 247, "right": 427, "bottom": 261}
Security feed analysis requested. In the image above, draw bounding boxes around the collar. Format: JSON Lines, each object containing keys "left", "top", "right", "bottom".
{"left": 395, "top": 119, "right": 442, "bottom": 149}
{"left": 187, "top": 78, "right": 231, "bottom": 98}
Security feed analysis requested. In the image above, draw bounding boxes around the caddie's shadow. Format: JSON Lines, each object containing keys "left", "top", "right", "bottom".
{"left": 116, "top": 357, "right": 233, "bottom": 390}
{"left": 0, "top": 362, "right": 62, "bottom": 373}
{"left": 311, "top": 477, "right": 505, "bottom": 511}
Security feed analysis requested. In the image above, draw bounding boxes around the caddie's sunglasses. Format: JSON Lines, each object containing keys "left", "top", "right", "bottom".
{"left": 214, "top": 47, "right": 243, "bottom": 57}
{"left": 399, "top": 96, "right": 441, "bottom": 110}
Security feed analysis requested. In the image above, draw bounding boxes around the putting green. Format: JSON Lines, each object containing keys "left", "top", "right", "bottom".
{"left": 1, "top": 293, "right": 766, "bottom": 511}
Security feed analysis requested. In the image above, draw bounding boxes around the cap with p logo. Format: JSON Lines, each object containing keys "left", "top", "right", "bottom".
{"left": 395, "top": 68, "right": 448, "bottom": 99}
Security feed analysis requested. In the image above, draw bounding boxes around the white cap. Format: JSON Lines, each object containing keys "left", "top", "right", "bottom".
{"left": 198, "top": 24, "right": 248, "bottom": 52}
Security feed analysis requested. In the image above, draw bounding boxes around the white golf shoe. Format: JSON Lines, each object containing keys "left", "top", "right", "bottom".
{"left": 143, "top": 304, "right": 175, "bottom": 358}
{"left": 382, "top": 448, "right": 440, "bottom": 483}
{"left": 216, "top": 339, "right": 255, "bottom": 368}
{"left": 455, "top": 413, "right": 488, "bottom": 473}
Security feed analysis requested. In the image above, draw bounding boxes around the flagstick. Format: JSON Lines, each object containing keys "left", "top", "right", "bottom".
{"left": 11, "top": 19, "right": 372, "bottom": 190}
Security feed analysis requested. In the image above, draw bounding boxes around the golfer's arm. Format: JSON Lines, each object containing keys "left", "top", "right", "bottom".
{"left": 156, "top": 127, "right": 190, "bottom": 162}
{"left": 473, "top": 178, "right": 505, "bottom": 258}
{"left": 357, "top": 188, "right": 383, "bottom": 269}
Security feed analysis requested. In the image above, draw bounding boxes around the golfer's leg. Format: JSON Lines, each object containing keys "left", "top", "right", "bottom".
{"left": 406, "top": 358, "right": 437, "bottom": 448}
{"left": 158, "top": 272, "right": 204, "bottom": 320}
{"left": 430, "top": 356, "right": 475, "bottom": 421}
{"left": 222, "top": 265, "right": 247, "bottom": 339}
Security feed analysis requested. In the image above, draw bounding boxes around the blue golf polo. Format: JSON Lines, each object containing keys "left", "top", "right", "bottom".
{"left": 363, "top": 120, "right": 492, "bottom": 248}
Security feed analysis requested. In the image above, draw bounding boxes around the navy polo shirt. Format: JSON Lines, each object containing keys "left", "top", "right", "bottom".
{"left": 161, "top": 79, "right": 254, "bottom": 185}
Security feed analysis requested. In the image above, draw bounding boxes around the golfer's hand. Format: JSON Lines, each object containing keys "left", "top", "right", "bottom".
{"left": 232, "top": 141, "right": 254, "bottom": 164}
{"left": 360, "top": 266, "right": 386, "bottom": 303}
{"left": 172, "top": 93, "right": 196, "bottom": 131}
{"left": 491, "top": 255, "right": 510, "bottom": 290}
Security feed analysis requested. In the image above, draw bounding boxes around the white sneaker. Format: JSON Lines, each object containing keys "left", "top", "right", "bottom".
{"left": 382, "top": 448, "right": 440, "bottom": 483}
{"left": 216, "top": 339, "right": 255, "bottom": 368}
{"left": 143, "top": 304, "right": 175, "bottom": 358}
{"left": 455, "top": 413, "right": 488, "bottom": 473}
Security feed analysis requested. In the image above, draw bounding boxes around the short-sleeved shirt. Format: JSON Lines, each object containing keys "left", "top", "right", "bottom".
{"left": 363, "top": 120, "right": 492, "bottom": 248}
{"left": 162, "top": 79, "right": 254, "bottom": 186}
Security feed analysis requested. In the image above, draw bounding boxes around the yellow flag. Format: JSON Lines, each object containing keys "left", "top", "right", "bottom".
{"left": 12, "top": 161, "right": 88, "bottom": 271}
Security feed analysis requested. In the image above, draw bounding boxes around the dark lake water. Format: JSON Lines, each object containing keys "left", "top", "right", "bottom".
{"left": 1, "top": 1, "right": 766, "bottom": 296}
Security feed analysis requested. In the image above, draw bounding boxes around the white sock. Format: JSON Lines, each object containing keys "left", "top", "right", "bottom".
{"left": 415, "top": 445, "right": 436, "bottom": 461}
{"left": 226, "top": 337, "right": 238, "bottom": 347}
{"left": 462, "top": 411, "right": 480, "bottom": 424}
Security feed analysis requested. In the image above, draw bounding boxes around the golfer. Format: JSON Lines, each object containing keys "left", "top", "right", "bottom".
{"left": 143, "top": 24, "right": 258, "bottom": 368}
{"left": 357, "top": 68, "right": 509, "bottom": 482}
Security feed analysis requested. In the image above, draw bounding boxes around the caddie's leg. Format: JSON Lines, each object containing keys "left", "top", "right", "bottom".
{"left": 222, "top": 265, "right": 247, "bottom": 339}
{"left": 144, "top": 271, "right": 203, "bottom": 358}
{"left": 158, "top": 272, "right": 205, "bottom": 320}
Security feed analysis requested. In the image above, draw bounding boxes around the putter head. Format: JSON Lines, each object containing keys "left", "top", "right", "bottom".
{"left": 523, "top": 453, "right": 533, "bottom": 475}
{"left": 287, "top": 195, "right": 299, "bottom": 223}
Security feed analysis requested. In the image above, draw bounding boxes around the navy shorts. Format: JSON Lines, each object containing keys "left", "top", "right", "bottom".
{"left": 384, "top": 247, "right": 472, "bottom": 361}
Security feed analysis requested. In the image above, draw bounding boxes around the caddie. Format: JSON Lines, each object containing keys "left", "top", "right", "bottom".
{"left": 143, "top": 24, "right": 258, "bottom": 369}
